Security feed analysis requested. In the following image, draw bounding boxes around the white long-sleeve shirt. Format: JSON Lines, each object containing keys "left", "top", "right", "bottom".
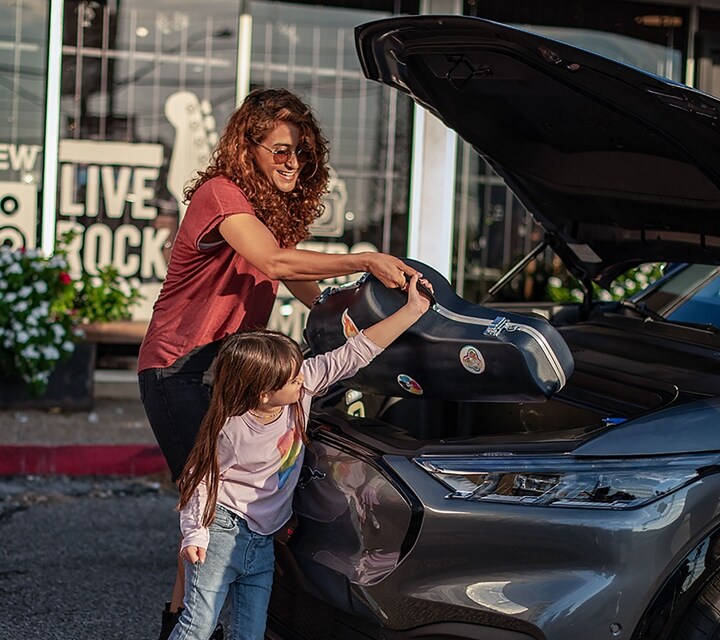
{"left": 179, "top": 331, "right": 383, "bottom": 550}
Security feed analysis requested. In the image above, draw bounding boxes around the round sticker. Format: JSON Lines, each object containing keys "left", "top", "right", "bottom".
{"left": 459, "top": 345, "right": 485, "bottom": 374}
{"left": 397, "top": 373, "right": 423, "bottom": 395}
{"left": 342, "top": 308, "right": 359, "bottom": 339}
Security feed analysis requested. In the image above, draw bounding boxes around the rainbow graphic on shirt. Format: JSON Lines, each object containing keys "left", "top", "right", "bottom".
{"left": 277, "top": 427, "right": 303, "bottom": 489}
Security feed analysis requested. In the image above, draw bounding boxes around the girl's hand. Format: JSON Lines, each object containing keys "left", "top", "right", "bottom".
{"left": 181, "top": 545, "right": 206, "bottom": 565}
{"left": 405, "top": 274, "right": 433, "bottom": 316}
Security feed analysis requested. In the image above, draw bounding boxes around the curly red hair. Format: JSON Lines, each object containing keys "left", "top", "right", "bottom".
{"left": 184, "top": 88, "right": 330, "bottom": 247}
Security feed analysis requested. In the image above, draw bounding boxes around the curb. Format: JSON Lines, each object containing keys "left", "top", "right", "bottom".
{"left": 0, "top": 444, "right": 167, "bottom": 477}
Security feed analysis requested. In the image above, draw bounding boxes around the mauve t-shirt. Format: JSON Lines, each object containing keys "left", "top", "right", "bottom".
{"left": 178, "top": 331, "right": 384, "bottom": 547}
{"left": 138, "top": 176, "right": 279, "bottom": 372}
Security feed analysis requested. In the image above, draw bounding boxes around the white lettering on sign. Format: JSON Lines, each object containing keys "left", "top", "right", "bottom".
{"left": 57, "top": 220, "right": 170, "bottom": 281}
{"left": 59, "top": 164, "right": 83, "bottom": 217}
{"left": 0, "top": 143, "right": 41, "bottom": 171}
{"left": 60, "top": 163, "right": 160, "bottom": 219}
{"left": 113, "top": 224, "right": 141, "bottom": 276}
{"left": 101, "top": 166, "right": 132, "bottom": 218}
{"left": 141, "top": 226, "right": 170, "bottom": 279}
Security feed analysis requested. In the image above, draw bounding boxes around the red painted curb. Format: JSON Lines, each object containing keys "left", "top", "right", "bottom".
{"left": 0, "top": 444, "right": 168, "bottom": 477}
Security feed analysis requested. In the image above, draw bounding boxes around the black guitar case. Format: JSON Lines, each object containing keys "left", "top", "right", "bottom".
{"left": 305, "top": 259, "right": 574, "bottom": 402}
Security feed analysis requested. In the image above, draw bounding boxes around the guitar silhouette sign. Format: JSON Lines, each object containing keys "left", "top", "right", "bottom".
{"left": 164, "top": 90, "right": 219, "bottom": 223}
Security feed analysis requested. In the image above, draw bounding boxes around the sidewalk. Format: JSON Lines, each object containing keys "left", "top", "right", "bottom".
{"left": 0, "top": 371, "right": 169, "bottom": 478}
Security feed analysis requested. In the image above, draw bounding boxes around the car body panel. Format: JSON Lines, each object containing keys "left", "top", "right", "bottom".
{"left": 355, "top": 15, "right": 720, "bottom": 285}
{"left": 275, "top": 440, "right": 720, "bottom": 640}
{"left": 574, "top": 396, "right": 720, "bottom": 456}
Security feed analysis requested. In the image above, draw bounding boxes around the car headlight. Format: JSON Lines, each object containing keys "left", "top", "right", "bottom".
{"left": 414, "top": 454, "right": 720, "bottom": 509}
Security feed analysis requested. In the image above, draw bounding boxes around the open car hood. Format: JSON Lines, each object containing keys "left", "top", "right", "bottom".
{"left": 356, "top": 15, "right": 720, "bottom": 286}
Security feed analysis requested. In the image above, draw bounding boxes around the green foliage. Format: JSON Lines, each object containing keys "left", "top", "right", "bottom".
{"left": 73, "top": 266, "right": 142, "bottom": 323}
{"left": 546, "top": 263, "right": 665, "bottom": 303}
{"left": 0, "top": 231, "right": 143, "bottom": 395}
{"left": 0, "top": 246, "right": 78, "bottom": 394}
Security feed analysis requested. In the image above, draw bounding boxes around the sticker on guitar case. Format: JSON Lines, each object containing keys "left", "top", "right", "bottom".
{"left": 397, "top": 374, "right": 423, "bottom": 395}
{"left": 459, "top": 345, "right": 485, "bottom": 374}
{"left": 342, "top": 308, "right": 359, "bottom": 339}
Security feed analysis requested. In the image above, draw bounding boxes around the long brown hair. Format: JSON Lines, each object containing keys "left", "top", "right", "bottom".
{"left": 184, "top": 87, "right": 330, "bottom": 248}
{"left": 177, "top": 329, "right": 306, "bottom": 526}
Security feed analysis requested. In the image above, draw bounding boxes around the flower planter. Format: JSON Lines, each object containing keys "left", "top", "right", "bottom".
{"left": 0, "top": 342, "right": 96, "bottom": 411}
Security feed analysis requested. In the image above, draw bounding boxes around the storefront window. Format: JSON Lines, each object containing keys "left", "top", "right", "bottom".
{"left": 57, "top": 0, "right": 241, "bottom": 319}
{"left": 248, "top": 1, "right": 415, "bottom": 340}
{"left": 0, "top": 0, "right": 48, "bottom": 249}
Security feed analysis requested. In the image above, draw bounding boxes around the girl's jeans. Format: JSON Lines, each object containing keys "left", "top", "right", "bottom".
{"left": 168, "top": 506, "right": 275, "bottom": 640}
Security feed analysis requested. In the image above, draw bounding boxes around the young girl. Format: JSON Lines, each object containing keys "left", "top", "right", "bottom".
{"left": 168, "top": 275, "right": 431, "bottom": 640}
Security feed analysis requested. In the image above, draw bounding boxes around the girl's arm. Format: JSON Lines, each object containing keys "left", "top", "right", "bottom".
{"left": 179, "top": 481, "right": 210, "bottom": 564}
{"left": 301, "top": 275, "right": 431, "bottom": 394}
{"left": 219, "top": 214, "right": 417, "bottom": 288}
{"left": 178, "top": 432, "right": 237, "bottom": 564}
{"left": 362, "top": 274, "right": 430, "bottom": 348}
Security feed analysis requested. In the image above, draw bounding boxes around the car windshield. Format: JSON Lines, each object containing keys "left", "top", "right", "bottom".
{"left": 638, "top": 264, "right": 720, "bottom": 331}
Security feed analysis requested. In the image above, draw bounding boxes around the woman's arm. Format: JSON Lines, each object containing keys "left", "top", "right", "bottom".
{"left": 282, "top": 280, "right": 321, "bottom": 309}
{"left": 219, "top": 214, "right": 417, "bottom": 288}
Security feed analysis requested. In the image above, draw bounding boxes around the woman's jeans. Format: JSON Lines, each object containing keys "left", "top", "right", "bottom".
{"left": 169, "top": 506, "right": 275, "bottom": 640}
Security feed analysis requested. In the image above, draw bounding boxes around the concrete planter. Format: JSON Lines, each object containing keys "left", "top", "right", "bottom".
{"left": 0, "top": 343, "right": 97, "bottom": 411}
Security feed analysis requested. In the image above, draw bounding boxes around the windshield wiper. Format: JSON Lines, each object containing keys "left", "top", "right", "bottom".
{"left": 619, "top": 300, "right": 667, "bottom": 322}
{"left": 620, "top": 300, "right": 719, "bottom": 333}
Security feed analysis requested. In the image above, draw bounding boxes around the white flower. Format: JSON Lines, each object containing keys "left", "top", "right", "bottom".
{"left": 15, "top": 331, "right": 29, "bottom": 344}
{"left": 20, "top": 345, "right": 39, "bottom": 359}
{"left": 49, "top": 255, "right": 67, "bottom": 269}
{"left": 29, "top": 306, "right": 47, "bottom": 320}
{"left": 34, "top": 280, "right": 48, "bottom": 294}
{"left": 51, "top": 323, "right": 66, "bottom": 340}
{"left": 5, "top": 292, "right": 16, "bottom": 302}
{"left": 41, "top": 345, "right": 60, "bottom": 360}
{"left": 6, "top": 262, "right": 22, "bottom": 274}
{"left": 14, "top": 301, "right": 28, "bottom": 313}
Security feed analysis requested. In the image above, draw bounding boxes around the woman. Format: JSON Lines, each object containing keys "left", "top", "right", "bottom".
{"left": 137, "top": 87, "right": 417, "bottom": 640}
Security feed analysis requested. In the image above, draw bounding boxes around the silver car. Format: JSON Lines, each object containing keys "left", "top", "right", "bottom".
{"left": 267, "top": 15, "right": 720, "bottom": 640}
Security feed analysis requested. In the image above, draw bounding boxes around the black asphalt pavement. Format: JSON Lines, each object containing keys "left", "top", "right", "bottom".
{"left": 0, "top": 476, "right": 181, "bottom": 640}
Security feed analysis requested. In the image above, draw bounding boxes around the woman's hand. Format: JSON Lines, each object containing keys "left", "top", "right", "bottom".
{"left": 181, "top": 545, "right": 206, "bottom": 565}
{"left": 366, "top": 253, "right": 419, "bottom": 289}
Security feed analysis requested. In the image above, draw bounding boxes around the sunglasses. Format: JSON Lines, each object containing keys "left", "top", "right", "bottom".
{"left": 254, "top": 141, "right": 311, "bottom": 165}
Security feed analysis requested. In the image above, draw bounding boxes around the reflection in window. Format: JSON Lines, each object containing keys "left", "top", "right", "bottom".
{"left": 0, "top": 1, "right": 48, "bottom": 249}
